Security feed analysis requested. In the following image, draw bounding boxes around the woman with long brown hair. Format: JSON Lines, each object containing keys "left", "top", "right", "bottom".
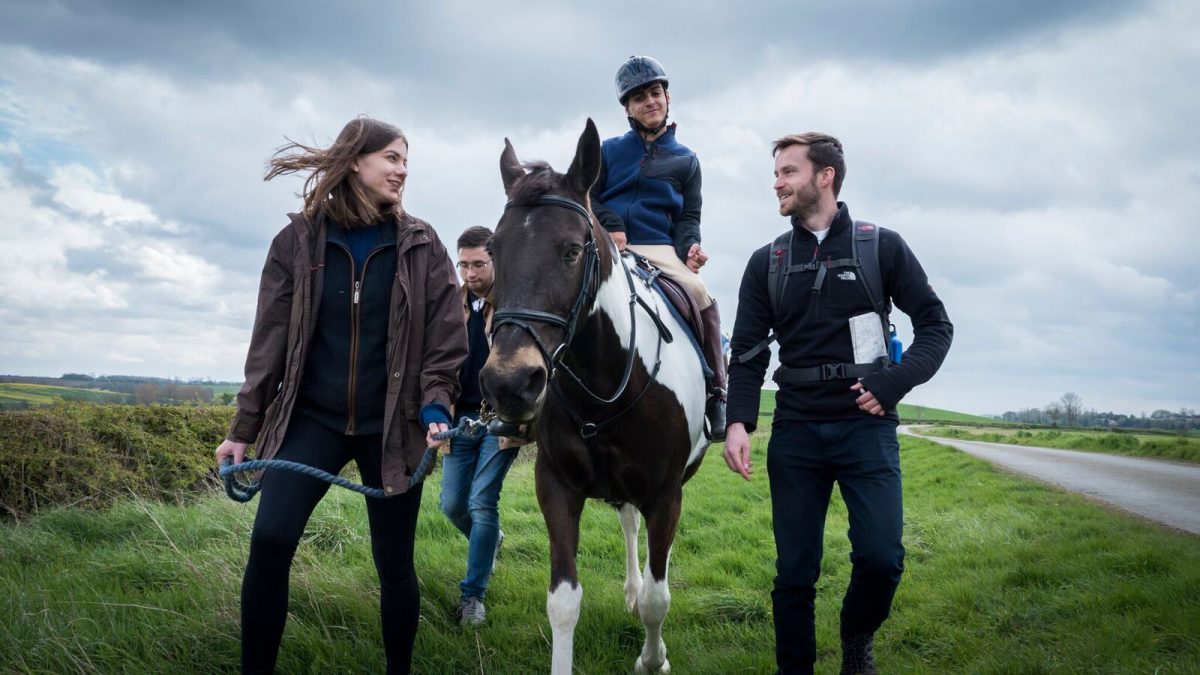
{"left": 215, "top": 117, "right": 467, "bottom": 673}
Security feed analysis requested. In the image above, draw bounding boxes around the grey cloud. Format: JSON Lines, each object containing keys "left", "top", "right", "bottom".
{"left": 0, "top": 0, "right": 1147, "bottom": 128}
{"left": 3, "top": 0, "right": 1196, "bottom": 415}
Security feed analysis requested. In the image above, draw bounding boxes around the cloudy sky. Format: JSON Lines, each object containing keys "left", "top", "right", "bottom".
{"left": 1, "top": 0, "right": 1196, "bottom": 417}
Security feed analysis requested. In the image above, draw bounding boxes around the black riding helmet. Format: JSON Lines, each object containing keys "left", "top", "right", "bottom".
{"left": 615, "top": 55, "right": 669, "bottom": 105}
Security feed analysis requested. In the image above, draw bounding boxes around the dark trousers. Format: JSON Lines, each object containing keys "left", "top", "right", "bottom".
{"left": 767, "top": 417, "right": 905, "bottom": 674}
{"left": 241, "top": 413, "right": 424, "bottom": 675}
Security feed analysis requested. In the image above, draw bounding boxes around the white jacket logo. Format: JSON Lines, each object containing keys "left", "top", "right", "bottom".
{"left": 838, "top": 271, "right": 857, "bottom": 281}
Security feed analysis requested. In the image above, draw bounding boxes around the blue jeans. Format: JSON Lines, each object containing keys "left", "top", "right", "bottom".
{"left": 767, "top": 416, "right": 905, "bottom": 674}
{"left": 439, "top": 411, "right": 518, "bottom": 599}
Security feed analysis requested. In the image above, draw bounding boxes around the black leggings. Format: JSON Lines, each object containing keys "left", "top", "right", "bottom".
{"left": 241, "top": 413, "right": 423, "bottom": 675}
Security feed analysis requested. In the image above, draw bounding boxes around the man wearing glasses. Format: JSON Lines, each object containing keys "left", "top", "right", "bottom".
{"left": 440, "top": 225, "right": 522, "bottom": 627}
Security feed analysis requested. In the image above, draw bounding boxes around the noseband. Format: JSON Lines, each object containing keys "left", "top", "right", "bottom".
{"left": 491, "top": 194, "right": 662, "bottom": 435}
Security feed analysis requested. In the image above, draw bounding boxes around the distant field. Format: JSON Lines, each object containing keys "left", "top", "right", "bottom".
{"left": 756, "top": 390, "right": 995, "bottom": 424}
{"left": 0, "top": 383, "right": 127, "bottom": 409}
{"left": 918, "top": 425, "right": 1200, "bottom": 464}
{"left": 0, "top": 380, "right": 240, "bottom": 408}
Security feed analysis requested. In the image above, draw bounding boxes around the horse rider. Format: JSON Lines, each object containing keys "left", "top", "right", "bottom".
{"left": 590, "top": 55, "right": 728, "bottom": 441}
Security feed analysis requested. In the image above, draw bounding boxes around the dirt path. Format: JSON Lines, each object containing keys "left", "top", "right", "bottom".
{"left": 902, "top": 427, "right": 1200, "bottom": 536}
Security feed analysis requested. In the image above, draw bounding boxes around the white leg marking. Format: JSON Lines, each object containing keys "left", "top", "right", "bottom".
{"left": 619, "top": 503, "right": 642, "bottom": 612}
{"left": 547, "top": 580, "right": 583, "bottom": 675}
{"left": 634, "top": 555, "right": 672, "bottom": 673}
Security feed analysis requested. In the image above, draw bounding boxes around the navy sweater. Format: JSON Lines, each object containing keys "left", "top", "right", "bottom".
{"left": 455, "top": 291, "right": 490, "bottom": 417}
{"left": 296, "top": 222, "right": 395, "bottom": 435}
{"left": 591, "top": 125, "right": 702, "bottom": 262}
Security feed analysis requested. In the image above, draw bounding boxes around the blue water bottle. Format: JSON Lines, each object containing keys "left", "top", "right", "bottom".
{"left": 888, "top": 325, "right": 903, "bottom": 364}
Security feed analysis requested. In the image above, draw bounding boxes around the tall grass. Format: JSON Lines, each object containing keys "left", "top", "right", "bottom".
{"left": 2, "top": 436, "right": 1198, "bottom": 673}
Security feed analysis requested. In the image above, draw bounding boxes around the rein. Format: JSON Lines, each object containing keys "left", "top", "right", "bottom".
{"left": 217, "top": 415, "right": 490, "bottom": 502}
{"left": 490, "top": 194, "right": 665, "bottom": 438}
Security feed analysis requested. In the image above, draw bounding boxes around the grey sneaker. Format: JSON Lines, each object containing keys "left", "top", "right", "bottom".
{"left": 457, "top": 595, "right": 486, "bottom": 627}
{"left": 492, "top": 529, "right": 505, "bottom": 572}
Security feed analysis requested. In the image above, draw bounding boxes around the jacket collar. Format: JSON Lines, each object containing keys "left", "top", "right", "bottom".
{"left": 790, "top": 202, "right": 852, "bottom": 241}
{"left": 623, "top": 123, "right": 678, "bottom": 148}
{"left": 324, "top": 217, "right": 399, "bottom": 248}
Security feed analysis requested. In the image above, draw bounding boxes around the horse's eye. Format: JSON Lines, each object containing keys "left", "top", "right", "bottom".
{"left": 565, "top": 245, "right": 583, "bottom": 262}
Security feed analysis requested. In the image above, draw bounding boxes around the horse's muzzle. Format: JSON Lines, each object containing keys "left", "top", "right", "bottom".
{"left": 480, "top": 357, "right": 548, "bottom": 423}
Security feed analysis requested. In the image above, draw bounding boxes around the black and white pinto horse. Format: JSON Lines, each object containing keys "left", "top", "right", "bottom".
{"left": 479, "top": 119, "right": 709, "bottom": 674}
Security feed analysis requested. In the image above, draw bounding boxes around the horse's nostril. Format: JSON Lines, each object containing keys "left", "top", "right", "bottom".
{"left": 526, "top": 366, "right": 547, "bottom": 396}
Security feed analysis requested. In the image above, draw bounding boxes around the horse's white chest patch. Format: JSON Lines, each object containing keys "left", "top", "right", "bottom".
{"left": 591, "top": 261, "right": 707, "bottom": 460}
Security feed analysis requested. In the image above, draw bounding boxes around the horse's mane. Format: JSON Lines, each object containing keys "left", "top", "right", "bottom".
{"left": 508, "top": 161, "right": 564, "bottom": 205}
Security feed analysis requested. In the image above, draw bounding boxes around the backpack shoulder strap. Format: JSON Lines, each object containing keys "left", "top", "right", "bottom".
{"left": 852, "top": 220, "right": 890, "bottom": 320}
{"left": 731, "top": 230, "right": 792, "bottom": 366}
{"left": 766, "top": 229, "right": 793, "bottom": 321}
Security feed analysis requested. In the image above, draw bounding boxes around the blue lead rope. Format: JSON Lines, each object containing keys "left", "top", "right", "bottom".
{"left": 218, "top": 420, "right": 485, "bottom": 503}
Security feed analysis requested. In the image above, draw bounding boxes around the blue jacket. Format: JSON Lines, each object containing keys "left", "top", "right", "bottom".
{"left": 591, "top": 125, "right": 702, "bottom": 262}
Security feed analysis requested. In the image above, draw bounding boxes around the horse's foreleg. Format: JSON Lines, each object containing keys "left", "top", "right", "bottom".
{"left": 537, "top": 464, "right": 586, "bottom": 675}
{"left": 547, "top": 578, "right": 582, "bottom": 675}
{"left": 618, "top": 502, "right": 642, "bottom": 612}
{"left": 634, "top": 492, "right": 681, "bottom": 674}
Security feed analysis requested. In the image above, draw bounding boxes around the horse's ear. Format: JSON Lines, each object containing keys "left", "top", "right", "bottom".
{"left": 566, "top": 118, "right": 601, "bottom": 195}
{"left": 500, "top": 138, "right": 524, "bottom": 198}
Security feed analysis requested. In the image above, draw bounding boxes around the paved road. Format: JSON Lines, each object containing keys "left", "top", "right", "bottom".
{"left": 902, "top": 427, "right": 1200, "bottom": 536}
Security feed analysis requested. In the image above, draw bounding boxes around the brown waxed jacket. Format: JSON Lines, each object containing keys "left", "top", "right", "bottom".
{"left": 460, "top": 284, "right": 493, "bottom": 335}
{"left": 458, "top": 283, "right": 528, "bottom": 449}
{"left": 227, "top": 211, "right": 468, "bottom": 495}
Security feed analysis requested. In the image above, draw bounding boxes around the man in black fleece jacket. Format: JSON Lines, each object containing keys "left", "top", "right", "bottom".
{"left": 723, "top": 132, "right": 952, "bottom": 675}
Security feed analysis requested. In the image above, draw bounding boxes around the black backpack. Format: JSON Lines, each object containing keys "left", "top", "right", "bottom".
{"left": 732, "top": 221, "right": 892, "bottom": 376}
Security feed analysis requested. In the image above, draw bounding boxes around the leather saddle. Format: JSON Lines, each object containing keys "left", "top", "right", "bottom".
{"left": 626, "top": 253, "right": 709, "bottom": 374}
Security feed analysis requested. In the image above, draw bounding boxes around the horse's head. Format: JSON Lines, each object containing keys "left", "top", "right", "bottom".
{"left": 480, "top": 119, "right": 605, "bottom": 424}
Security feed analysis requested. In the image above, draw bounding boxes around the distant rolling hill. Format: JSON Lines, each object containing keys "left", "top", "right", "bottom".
{"left": 756, "top": 390, "right": 994, "bottom": 424}
{"left": 0, "top": 383, "right": 128, "bottom": 409}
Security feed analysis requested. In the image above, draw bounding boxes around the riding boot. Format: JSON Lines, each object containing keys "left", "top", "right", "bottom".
{"left": 699, "top": 301, "right": 727, "bottom": 441}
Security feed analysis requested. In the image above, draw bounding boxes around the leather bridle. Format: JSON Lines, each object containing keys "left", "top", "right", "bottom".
{"left": 490, "top": 194, "right": 663, "bottom": 438}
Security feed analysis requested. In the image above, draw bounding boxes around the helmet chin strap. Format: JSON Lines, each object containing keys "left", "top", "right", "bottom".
{"left": 627, "top": 102, "right": 670, "bottom": 136}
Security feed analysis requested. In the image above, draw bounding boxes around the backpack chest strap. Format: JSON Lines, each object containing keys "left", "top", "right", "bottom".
{"left": 773, "top": 357, "right": 888, "bottom": 383}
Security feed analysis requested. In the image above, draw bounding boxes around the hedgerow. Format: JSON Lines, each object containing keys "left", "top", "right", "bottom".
{"left": 0, "top": 403, "right": 231, "bottom": 520}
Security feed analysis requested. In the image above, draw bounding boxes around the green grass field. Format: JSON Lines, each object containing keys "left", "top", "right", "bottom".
{"left": 918, "top": 425, "right": 1200, "bottom": 464}
{"left": 755, "top": 389, "right": 998, "bottom": 424}
{"left": 204, "top": 383, "right": 242, "bottom": 397}
{"left": 895, "top": 402, "right": 997, "bottom": 424}
{"left": 0, "top": 383, "right": 127, "bottom": 409}
{"left": 2, "top": 432, "right": 1198, "bottom": 673}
